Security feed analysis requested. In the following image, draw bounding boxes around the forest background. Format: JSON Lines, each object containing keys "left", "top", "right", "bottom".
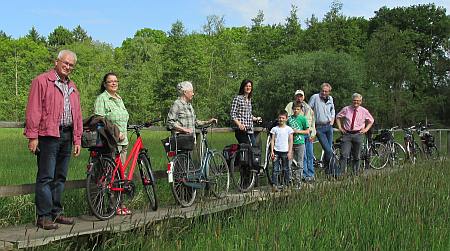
{"left": 0, "top": 2, "right": 449, "bottom": 128}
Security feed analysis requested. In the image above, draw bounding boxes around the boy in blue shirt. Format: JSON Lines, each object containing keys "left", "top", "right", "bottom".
{"left": 287, "top": 103, "right": 310, "bottom": 188}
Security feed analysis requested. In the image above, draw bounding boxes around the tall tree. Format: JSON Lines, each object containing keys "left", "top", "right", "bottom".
{"left": 26, "top": 26, "right": 46, "bottom": 44}
{"left": 203, "top": 15, "right": 225, "bottom": 36}
{"left": 48, "top": 26, "right": 74, "bottom": 46}
{"left": 72, "top": 25, "right": 92, "bottom": 43}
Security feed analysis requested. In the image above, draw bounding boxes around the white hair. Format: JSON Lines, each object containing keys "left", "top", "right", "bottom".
{"left": 321, "top": 82, "right": 332, "bottom": 90}
{"left": 177, "top": 81, "right": 193, "bottom": 96}
{"left": 57, "top": 50, "right": 77, "bottom": 63}
{"left": 352, "top": 93, "right": 363, "bottom": 100}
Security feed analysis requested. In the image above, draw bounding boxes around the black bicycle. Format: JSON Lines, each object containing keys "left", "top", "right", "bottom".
{"left": 402, "top": 125, "right": 423, "bottom": 164}
{"left": 416, "top": 123, "right": 440, "bottom": 160}
{"left": 373, "top": 126, "right": 406, "bottom": 167}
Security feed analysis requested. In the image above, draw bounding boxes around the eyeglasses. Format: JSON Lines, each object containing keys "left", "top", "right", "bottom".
{"left": 59, "top": 60, "right": 75, "bottom": 69}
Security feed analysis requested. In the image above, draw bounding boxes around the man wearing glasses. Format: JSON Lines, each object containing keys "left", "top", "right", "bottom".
{"left": 308, "top": 83, "right": 335, "bottom": 176}
{"left": 24, "top": 50, "right": 83, "bottom": 230}
{"left": 336, "top": 93, "right": 374, "bottom": 176}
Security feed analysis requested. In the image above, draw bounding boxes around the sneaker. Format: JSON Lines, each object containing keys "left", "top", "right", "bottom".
{"left": 116, "top": 206, "right": 132, "bottom": 216}
{"left": 271, "top": 185, "right": 280, "bottom": 192}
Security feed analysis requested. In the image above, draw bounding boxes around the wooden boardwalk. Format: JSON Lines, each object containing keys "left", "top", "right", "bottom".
{"left": 0, "top": 168, "right": 398, "bottom": 250}
{"left": 0, "top": 189, "right": 279, "bottom": 250}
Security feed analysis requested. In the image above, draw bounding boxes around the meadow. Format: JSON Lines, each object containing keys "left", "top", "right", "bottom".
{"left": 0, "top": 128, "right": 448, "bottom": 250}
{"left": 36, "top": 160, "right": 450, "bottom": 250}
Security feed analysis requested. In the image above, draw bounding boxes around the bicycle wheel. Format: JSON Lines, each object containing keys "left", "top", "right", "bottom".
{"left": 413, "top": 142, "right": 424, "bottom": 162}
{"left": 392, "top": 142, "right": 406, "bottom": 166}
{"left": 369, "top": 142, "right": 389, "bottom": 170}
{"left": 171, "top": 153, "right": 197, "bottom": 207}
{"left": 86, "top": 157, "right": 121, "bottom": 220}
{"left": 329, "top": 147, "right": 340, "bottom": 176}
{"left": 424, "top": 145, "right": 440, "bottom": 160}
{"left": 207, "top": 151, "right": 230, "bottom": 198}
{"left": 229, "top": 153, "right": 257, "bottom": 192}
{"left": 138, "top": 153, "right": 158, "bottom": 211}
{"left": 263, "top": 148, "right": 274, "bottom": 186}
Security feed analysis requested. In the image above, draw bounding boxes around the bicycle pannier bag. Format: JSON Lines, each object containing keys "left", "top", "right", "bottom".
{"left": 250, "top": 146, "right": 261, "bottom": 169}
{"left": 238, "top": 143, "right": 251, "bottom": 165}
{"left": 223, "top": 144, "right": 239, "bottom": 163}
{"left": 162, "top": 134, "right": 195, "bottom": 152}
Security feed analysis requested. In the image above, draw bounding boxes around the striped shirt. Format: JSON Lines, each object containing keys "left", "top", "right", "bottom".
{"left": 54, "top": 73, "right": 73, "bottom": 127}
{"left": 230, "top": 95, "right": 253, "bottom": 132}
{"left": 94, "top": 91, "right": 130, "bottom": 145}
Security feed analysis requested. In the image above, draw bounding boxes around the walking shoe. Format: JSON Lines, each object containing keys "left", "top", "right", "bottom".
{"left": 116, "top": 206, "right": 132, "bottom": 215}
{"left": 36, "top": 218, "right": 59, "bottom": 230}
{"left": 54, "top": 216, "right": 75, "bottom": 225}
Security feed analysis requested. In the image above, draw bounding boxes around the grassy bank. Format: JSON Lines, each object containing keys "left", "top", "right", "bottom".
{"left": 37, "top": 160, "right": 450, "bottom": 250}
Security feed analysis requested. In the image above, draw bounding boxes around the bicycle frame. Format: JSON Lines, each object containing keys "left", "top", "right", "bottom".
{"left": 109, "top": 136, "right": 145, "bottom": 192}
{"left": 168, "top": 127, "right": 213, "bottom": 189}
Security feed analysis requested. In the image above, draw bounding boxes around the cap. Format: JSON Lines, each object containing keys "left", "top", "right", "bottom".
{"left": 294, "top": 90, "right": 304, "bottom": 96}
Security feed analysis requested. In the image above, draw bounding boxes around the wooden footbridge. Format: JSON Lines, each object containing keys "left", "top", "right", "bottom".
{"left": 0, "top": 167, "right": 400, "bottom": 250}
{"left": 0, "top": 188, "right": 281, "bottom": 249}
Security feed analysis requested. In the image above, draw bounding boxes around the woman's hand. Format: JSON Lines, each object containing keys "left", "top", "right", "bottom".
{"left": 119, "top": 132, "right": 125, "bottom": 141}
{"left": 238, "top": 123, "right": 246, "bottom": 131}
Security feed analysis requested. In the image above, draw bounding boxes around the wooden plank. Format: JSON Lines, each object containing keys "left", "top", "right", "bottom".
{"left": 0, "top": 121, "right": 24, "bottom": 128}
{"left": 0, "top": 168, "right": 399, "bottom": 249}
{"left": 0, "top": 191, "right": 269, "bottom": 249}
{"left": 0, "top": 170, "right": 167, "bottom": 197}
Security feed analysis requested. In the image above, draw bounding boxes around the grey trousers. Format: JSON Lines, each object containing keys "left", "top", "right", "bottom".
{"left": 339, "top": 133, "right": 363, "bottom": 174}
{"left": 291, "top": 144, "right": 305, "bottom": 185}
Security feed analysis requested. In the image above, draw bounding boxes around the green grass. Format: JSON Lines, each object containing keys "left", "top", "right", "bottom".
{"left": 0, "top": 128, "right": 238, "bottom": 226}
{"left": 1, "top": 128, "right": 449, "bottom": 249}
{"left": 37, "top": 160, "right": 450, "bottom": 250}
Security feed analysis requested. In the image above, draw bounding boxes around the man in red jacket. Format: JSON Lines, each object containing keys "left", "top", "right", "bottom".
{"left": 24, "top": 50, "right": 83, "bottom": 230}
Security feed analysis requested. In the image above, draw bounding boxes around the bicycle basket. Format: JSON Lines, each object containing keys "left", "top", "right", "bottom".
{"left": 81, "top": 130, "right": 101, "bottom": 148}
{"left": 374, "top": 129, "right": 393, "bottom": 143}
{"left": 161, "top": 134, "right": 195, "bottom": 152}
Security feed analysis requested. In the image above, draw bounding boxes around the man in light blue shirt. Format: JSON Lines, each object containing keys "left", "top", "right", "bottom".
{"left": 308, "top": 83, "right": 335, "bottom": 176}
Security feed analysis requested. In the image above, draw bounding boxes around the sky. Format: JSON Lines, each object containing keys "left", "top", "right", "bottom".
{"left": 1, "top": 0, "right": 448, "bottom": 47}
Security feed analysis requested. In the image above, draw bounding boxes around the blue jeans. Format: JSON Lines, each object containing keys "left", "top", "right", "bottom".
{"left": 303, "top": 136, "right": 315, "bottom": 178}
{"left": 35, "top": 129, "right": 73, "bottom": 219}
{"left": 316, "top": 124, "right": 334, "bottom": 174}
{"left": 272, "top": 151, "right": 290, "bottom": 186}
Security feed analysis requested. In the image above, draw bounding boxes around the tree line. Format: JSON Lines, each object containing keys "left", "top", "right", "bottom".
{"left": 0, "top": 2, "right": 449, "bottom": 128}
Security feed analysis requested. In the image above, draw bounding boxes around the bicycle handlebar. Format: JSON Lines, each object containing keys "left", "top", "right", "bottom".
{"left": 389, "top": 126, "right": 399, "bottom": 131}
{"left": 128, "top": 118, "right": 162, "bottom": 131}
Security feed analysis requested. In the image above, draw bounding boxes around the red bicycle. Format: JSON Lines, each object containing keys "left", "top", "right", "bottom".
{"left": 86, "top": 119, "right": 160, "bottom": 220}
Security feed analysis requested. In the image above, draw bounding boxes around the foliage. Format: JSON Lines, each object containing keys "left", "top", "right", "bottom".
{"left": 0, "top": 3, "right": 448, "bottom": 127}
{"left": 256, "top": 51, "right": 365, "bottom": 120}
